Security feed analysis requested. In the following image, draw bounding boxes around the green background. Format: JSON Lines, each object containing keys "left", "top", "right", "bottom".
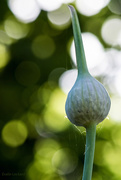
{"left": 0, "top": 0, "right": 121, "bottom": 180}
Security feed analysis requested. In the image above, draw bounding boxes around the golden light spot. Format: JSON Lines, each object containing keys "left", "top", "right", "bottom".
{"left": 2, "top": 120, "right": 28, "bottom": 147}
{"left": 0, "top": 44, "right": 10, "bottom": 69}
{"left": 43, "top": 88, "right": 70, "bottom": 132}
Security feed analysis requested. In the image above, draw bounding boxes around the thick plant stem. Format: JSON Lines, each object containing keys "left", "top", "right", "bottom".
{"left": 82, "top": 123, "right": 96, "bottom": 180}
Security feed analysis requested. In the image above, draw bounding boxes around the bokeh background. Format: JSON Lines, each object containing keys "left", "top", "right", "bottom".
{"left": 0, "top": 0, "right": 121, "bottom": 179}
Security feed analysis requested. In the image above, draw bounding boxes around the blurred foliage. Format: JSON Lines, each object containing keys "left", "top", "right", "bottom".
{"left": 0, "top": 1, "right": 121, "bottom": 180}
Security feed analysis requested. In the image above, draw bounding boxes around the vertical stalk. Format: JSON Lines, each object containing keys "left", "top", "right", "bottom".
{"left": 82, "top": 123, "right": 96, "bottom": 180}
{"left": 68, "top": 6, "right": 96, "bottom": 179}
{"left": 68, "top": 5, "right": 89, "bottom": 76}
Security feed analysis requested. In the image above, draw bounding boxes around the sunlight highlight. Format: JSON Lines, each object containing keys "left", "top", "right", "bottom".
{"left": 36, "top": 0, "right": 62, "bottom": 11}
{"left": 4, "top": 17, "right": 29, "bottom": 39}
{"left": 101, "top": 17, "right": 121, "bottom": 46}
{"left": 70, "top": 33, "right": 108, "bottom": 76}
{"left": 59, "top": 69, "right": 77, "bottom": 94}
{"left": 47, "top": 5, "right": 71, "bottom": 29}
{"left": 75, "top": 0, "right": 110, "bottom": 16}
{"left": 108, "top": 0, "right": 121, "bottom": 15}
{"left": 104, "top": 48, "right": 121, "bottom": 96}
{"left": 109, "top": 96, "right": 121, "bottom": 122}
{"left": 114, "top": 71, "right": 121, "bottom": 97}
{"left": 8, "top": 0, "right": 40, "bottom": 23}
{"left": 37, "top": 0, "right": 74, "bottom": 12}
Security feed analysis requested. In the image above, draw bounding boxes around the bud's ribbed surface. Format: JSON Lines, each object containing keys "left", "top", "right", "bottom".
{"left": 65, "top": 74, "right": 111, "bottom": 127}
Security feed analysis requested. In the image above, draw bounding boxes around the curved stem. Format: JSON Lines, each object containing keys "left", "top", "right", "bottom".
{"left": 82, "top": 123, "right": 96, "bottom": 180}
{"left": 68, "top": 5, "right": 89, "bottom": 76}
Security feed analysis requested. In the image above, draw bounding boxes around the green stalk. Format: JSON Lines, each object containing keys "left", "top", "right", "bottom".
{"left": 68, "top": 5, "right": 89, "bottom": 76}
{"left": 82, "top": 123, "right": 96, "bottom": 180}
{"left": 68, "top": 6, "right": 97, "bottom": 180}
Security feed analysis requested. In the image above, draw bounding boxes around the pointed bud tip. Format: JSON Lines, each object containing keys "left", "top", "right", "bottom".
{"left": 68, "top": 5, "right": 75, "bottom": 12}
